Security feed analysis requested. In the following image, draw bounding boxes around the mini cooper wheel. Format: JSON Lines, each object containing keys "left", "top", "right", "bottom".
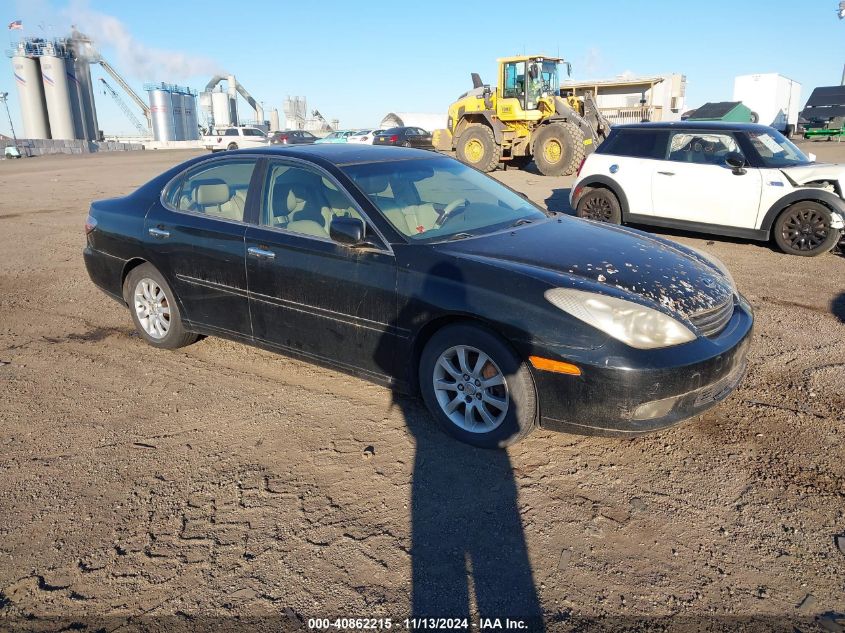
{"left": 419, "top": 324, "right": 537, "bottom": 448}
{"left": 576, "top": 188, "right": 622, "bottom": 224}
{"left": 773, "top": 201, "right": 841, "bottom": 256}
{"left": 125, "top": 264, "right": 198, "bottom": 349}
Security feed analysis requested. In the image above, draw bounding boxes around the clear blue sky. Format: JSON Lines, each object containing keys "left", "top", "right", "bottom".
{"left": 1, "top": 0, "right": 844, "bottom": 137}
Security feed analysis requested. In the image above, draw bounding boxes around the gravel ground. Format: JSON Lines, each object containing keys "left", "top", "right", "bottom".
{"left": 0, "top": 142, "right": 843, "bottom": 632}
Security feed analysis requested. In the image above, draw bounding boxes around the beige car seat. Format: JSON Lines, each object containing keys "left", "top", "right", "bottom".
{"left": 194, "top": 182, "right": 244, "bottom": 221}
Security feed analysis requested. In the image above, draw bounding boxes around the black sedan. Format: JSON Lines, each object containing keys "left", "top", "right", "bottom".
{"left": 373, "top": 126, "right": 433, "bottom": 148}
{"left": 83, "top": 145, "right": 753, "bottom": 448}
{"left": 269, "top": 129, "right": 318, "bottom": 145}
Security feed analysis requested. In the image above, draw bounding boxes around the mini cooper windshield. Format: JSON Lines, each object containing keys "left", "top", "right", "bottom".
{"left": 343, "top": 156, "right": 548, "bottom": 241}
{"left": 747, "top": 130, "right": 811, "bottom": 167}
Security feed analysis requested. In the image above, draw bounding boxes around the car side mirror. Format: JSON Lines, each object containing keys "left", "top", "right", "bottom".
{"left": 807, "top": 152, "right": 816, "bottom": 162}
{"left": 725, "top": 152, "right": 746, "bottom": 175}
{"left": 330, "top": 216, "right": 381, "bottom": 249}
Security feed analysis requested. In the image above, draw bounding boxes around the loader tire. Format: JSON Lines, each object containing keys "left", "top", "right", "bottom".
{"left": 533, "top": 122, "right": 585, "bottom": 177}
{"left": 457, "top": 125, "right": 500, "bottom": 172}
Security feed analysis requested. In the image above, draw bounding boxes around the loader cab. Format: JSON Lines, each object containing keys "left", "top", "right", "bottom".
{"left": 498, "top": 56, "right": 561, "bottom": 120}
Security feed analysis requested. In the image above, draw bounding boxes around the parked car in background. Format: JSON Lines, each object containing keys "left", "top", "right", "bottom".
{"left": 314, "top": 130, "right": 356, "bottom": 144}
{"left": 373, "top": 127, "right": 434, "bottom": 148}
{"left": 83, "top": 145, "right": 751, "bottom": 448}
{"left": 269, "top": 130, "right": 318, "bottom": 145}
{"left": 203, "top": 127, "right": 270, "bottom": 152}
{"left": 347, "top": 129, "right": 384, "bottom": 145}
{"left": 571, "top": 122, "right": 845, "bottom": 256}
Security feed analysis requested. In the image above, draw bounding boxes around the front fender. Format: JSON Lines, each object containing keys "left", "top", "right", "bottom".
{"left": 760, "top": 188, "right": 845, "bottom": 234}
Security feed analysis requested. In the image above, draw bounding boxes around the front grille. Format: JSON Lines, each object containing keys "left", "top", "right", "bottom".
{"left": 690, "top": 299, "right": 734, "bottom": 337}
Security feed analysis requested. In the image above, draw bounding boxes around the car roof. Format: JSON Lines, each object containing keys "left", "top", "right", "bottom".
{"left": 613, "top": 121, "right": 777, "bottom": 133}
{"left": 225, "top": 144, "right": 438, "bottom": 166}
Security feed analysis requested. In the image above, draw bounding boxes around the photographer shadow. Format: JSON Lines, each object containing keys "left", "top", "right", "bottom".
{"left": 376, "top": 262, "right": 545, "bottom": 629}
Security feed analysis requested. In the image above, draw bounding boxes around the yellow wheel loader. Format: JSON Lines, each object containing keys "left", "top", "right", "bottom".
{"left": 433, "top": 55, "right": 611, "bottom": 176}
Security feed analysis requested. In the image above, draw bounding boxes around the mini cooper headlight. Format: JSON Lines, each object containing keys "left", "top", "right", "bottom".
{"left": 545, "top": 288, "right": 696, "bottom": 350}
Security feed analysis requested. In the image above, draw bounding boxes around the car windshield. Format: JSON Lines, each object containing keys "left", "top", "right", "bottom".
{"left": 747, "top": 130, "right": 811, "bottom": 167}
{"left": 343, "top": 156, "right": 548, "bottom": 241}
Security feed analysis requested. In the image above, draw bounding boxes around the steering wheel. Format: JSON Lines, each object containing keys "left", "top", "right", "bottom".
{"left": 435, "top": 198, "right": 469, "bottom": 227}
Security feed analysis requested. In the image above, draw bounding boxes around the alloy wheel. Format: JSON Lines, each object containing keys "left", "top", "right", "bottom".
{"left": 581, "top": 195, "right": 614, "bottom": 222}
{"left": 781, "top": 206, "right": 830, "bottom": 251}
{"left": 133, "top": 278, "right": 171, "bottom": 339}
{"left": 432, "top": 345, "right": 509, "bottom": 433}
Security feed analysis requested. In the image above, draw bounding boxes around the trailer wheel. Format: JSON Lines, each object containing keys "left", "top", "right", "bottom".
{"left": 533, "top": 122, "right": 584, "bottom": 177}
{"left": 456, "top": 125, "right": 500, "bottom": 172}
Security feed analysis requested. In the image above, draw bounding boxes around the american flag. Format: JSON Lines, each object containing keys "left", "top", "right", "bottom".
{"left": 8, "top": 20, "right": 22, "bottom": 30}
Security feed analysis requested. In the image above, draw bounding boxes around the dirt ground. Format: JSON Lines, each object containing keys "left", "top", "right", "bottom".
{"left": 0, "top": 140, "right": 843, "bottom": 632}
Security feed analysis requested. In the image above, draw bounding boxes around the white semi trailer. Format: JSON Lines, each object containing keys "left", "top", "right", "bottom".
{"left": 733, "top": 73, "right": 801, "bottom": 136}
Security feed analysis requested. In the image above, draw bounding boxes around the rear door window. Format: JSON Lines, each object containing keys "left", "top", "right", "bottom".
{"left": 168, "top": 159, "right": 257, "bottom": 222}
{"left": 600, "top": 130, "right": 667, "bottom": 159}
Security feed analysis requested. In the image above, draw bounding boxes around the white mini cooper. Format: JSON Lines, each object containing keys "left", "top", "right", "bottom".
{"left": 571, "top": 122, "right": 845, "bottom": 256}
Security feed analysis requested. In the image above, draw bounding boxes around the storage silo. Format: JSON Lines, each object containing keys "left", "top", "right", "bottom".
{"left": 73, "top": 56, "right": 99, "bottom": 141}
{"left": 149, "top": 87, "right": 175, "bottom": 141}
{"left": 65, "top": 59, "right": 88, "bottom": 140}
{"left": 171, "top": 90, "right": 185, "bottom": 141}
{"left": 182, "top": 92, "right": 199, "bottom": 140}
{"left": 211, "top": 90, "right": 231, "bottom": 127}
{"left": 11, "top": 53, "right": 51, "bottom": 139}
{"left": 39, "top": 49, "right": 76, "bottom": 140}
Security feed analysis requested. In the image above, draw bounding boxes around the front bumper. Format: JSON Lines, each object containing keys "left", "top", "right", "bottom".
{"left": 534, "top": 296, "right": 754, "bottom": 436}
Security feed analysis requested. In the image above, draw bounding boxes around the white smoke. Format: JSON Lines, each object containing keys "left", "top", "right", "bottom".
{"left": 64, "top": 1, "right": 223, "bottom": 80}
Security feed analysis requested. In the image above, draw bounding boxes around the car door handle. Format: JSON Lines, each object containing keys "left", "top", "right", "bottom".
{"left": 247, "top": 246, "right": 276, "bottom": 260}
{"left": 148, "top": 227, "right": 170, "bottom": 238}
{"left": 656, "top": 171, "right": 675, "bottom": 176}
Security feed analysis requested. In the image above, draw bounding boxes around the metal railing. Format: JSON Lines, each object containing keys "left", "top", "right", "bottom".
{"left": 598, "top": 106, "right": 663, "bottom": 125}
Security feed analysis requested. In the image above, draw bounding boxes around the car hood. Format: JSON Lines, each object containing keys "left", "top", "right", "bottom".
{"left": 435, "top": 217, "right": 734, "bottom": 318}
{"left": 781, "top": 163, "right": 845, "bottom": 185}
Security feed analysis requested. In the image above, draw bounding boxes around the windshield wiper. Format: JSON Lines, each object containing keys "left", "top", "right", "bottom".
{"left": 447, "top": 232, "right": 474, "bottom": 241}
{"left": 511, "top": 218, "right": 534, "bottom": 227}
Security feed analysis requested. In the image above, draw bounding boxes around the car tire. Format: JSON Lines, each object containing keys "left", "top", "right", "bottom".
{"left": 419, "top": 323, "right": 537, "bottom": 448}
{"left": 124, "top": 263, "right": 198, "bottom": 349}
{"left": 227, "top": 143, "right": 238, "bottom": 151}
{"left": 456, "top": 125, "right": 500, "bottom": 172}
{"left": 402, "top": 141, "right": 412, "bottom": 147}
{"left": 750, "top": 111, "right": 759, "bottom": 124}
{"left": 533, "top": 122, "right": 584, "bottom": 177}
{"left": 576, "top": 187, "right": 622, "bottom": 224}
{"left": 773, "top": 201, "right": 841, "bottom": 256}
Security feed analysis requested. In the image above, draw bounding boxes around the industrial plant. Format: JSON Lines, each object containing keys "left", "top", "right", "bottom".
{"left": 5, "top": 30, "right": 339, "bottom": 151}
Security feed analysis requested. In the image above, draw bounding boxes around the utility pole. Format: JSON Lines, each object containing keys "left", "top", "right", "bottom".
{"left": 839, "top": 2, "right": 845, "bottom": 84}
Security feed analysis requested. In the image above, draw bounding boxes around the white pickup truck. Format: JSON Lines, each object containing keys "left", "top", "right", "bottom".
{"left": 203, "top": 127, "right": 270, "bottom": 152}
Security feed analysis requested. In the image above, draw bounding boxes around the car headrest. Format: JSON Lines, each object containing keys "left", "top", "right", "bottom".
{"left": 323, "top": 185, "right": 351, "bottom": 210}
{"left": 195, "top": 182, "right": 230, "bottom": 206}
{"left": 356, "top": 174, "right": 389, "bottom": 195}
{"left": 287, "top": 184, "right": 310, "bottom": 213}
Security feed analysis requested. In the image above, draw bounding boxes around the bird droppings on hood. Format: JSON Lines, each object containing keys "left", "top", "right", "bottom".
{"left": 441, "top": 216, "right": 735, "bottom": 317}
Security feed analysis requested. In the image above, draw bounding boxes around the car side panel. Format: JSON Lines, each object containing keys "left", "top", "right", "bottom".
{"left": 650, "top": 162, "right": 763, "bottom": 228}
{"left": 245, "top": 226, "right": 400, "bottom": 382}
{"left": 143, "top": 203, "right": 252, "bottom": 336}
{"left": 579, "top": 154, "right": 655, "bottom": 215}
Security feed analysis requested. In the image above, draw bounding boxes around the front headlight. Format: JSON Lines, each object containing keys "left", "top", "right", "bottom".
{"left": 545, "top": 288, "right": 696, "bottom": 349}
{"left": 684, "top": 246, "right": 736, "bottom": 291}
